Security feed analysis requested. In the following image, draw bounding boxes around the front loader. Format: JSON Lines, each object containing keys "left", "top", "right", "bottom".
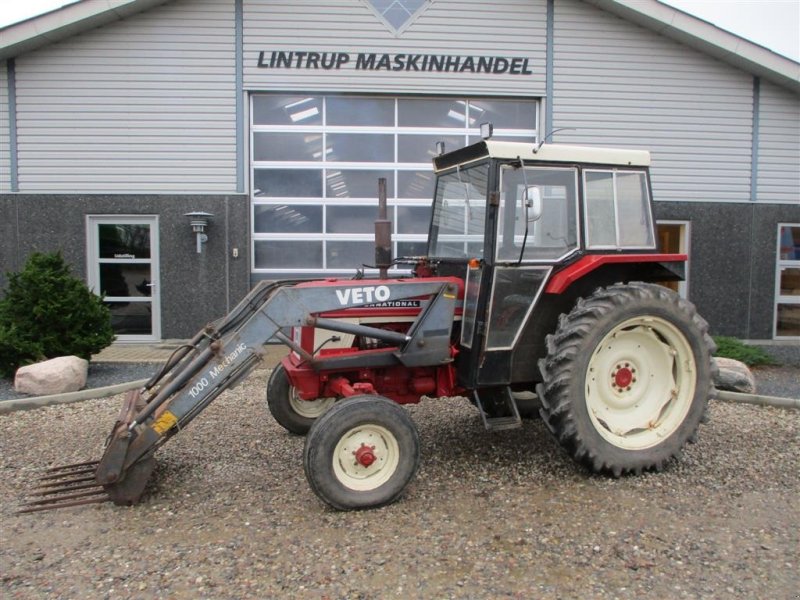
{"left": 21, "top": 138, "right": 715, "bottom": 513}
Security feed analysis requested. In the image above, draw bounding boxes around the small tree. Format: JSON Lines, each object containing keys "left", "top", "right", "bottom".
{"left": 0, "top": 252, "right": 115, "bottom": 377}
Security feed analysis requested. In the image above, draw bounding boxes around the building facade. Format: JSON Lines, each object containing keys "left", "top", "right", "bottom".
{"left": 1, "top": 0, "right": 798, "bottom": 341}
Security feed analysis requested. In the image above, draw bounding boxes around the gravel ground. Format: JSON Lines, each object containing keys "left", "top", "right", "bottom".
{"left": 1, "top": 369, "right": 798, "bottom": 599}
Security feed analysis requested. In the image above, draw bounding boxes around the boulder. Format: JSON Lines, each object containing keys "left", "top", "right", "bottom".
{"left": 713, "top": 357, "right": 756, "bottom": 394}
{"left": 14, "top": 356, "right": 89, "bottom": 396}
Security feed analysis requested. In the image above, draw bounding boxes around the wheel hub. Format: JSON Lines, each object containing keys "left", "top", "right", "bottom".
{"left": 354, "top": 444, "right": 377, "bottom": 467}
{"left": 612, "top": 364, "right": 636, "bottom": 391}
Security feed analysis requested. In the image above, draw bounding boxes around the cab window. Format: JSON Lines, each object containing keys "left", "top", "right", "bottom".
{"left": 497, "top": 166, "right": 579, "bottom": 262}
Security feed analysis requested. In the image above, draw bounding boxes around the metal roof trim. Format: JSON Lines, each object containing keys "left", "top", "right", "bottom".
{"left": 0, "top": 0, "right": 171, "bottom": 60}
{"left": 584, "top": 0, "right": 800, "bottom": 93}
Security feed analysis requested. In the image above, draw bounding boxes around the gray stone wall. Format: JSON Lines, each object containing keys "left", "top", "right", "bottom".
{"left": 1, "top": 195, "right": 797, "bottom": 340}
{"left": 654, "top": 201, "right": 800, "bottom": 339}
{"left": 0, "top": 194, "right": 250, "bottom": 339}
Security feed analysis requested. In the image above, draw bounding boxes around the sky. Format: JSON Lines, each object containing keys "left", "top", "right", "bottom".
{"left": 0, "top": 0, "right": 798, "bottom": 62}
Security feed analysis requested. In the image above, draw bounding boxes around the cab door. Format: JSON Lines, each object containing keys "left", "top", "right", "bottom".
{"left": 473, "top": 164, "right": 580, "bottom": 386}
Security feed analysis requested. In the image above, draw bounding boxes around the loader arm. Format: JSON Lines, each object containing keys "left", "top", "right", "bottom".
{"left": 84, "top": 277, "right": 459, "bottom": 505}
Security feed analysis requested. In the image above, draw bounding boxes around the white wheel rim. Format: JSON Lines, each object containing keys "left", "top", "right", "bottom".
{"left": 585, "top": 316, "right": 696, "bottom": 450}
{"left": 332, "top": 424, "right": 400, "bottom": 491}
{"left": 288, "top": 387, "right": 335, "bottom": 419}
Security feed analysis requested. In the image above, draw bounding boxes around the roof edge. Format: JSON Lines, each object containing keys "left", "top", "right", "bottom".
{"left": 584, "top": 0, "right": 800, "bottom": 94}
{"left": 0, "top": 0, "right": 172, "bottom": 61}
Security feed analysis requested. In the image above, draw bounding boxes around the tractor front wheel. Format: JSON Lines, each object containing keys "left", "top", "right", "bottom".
{"left": 267, "top": 364, "right": 335, "bottom": 435}
{"left": 537, "top": 282, "right": 716, "bottom": 476}
{"left": 303, "top": 395, "right": 420, "bottom": 510}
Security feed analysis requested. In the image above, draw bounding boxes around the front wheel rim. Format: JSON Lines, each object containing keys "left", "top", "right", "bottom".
{"left": 289, "top": 387, "right": 335, "bottom": 419}
{"left": 585, "top": 316, "right": 696, "bottom": 450}
{"left": 332, "top": 424, "right": 400, "bottom": 491}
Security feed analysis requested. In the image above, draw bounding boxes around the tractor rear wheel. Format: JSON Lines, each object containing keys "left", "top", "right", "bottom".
{"left": 267, "top": 364, "right": 335, "bottom": 435}
{"left": 537, "top": 282, "right": 716, "bottom": 476}
{"left": 303, "top": 395, "right": 420, "bottom": 510}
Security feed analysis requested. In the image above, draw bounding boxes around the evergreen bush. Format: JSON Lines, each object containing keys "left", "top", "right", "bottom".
{"left": 0, "top": 252, "right": 115, "bottom": 377}
{"left": 712, "top": 336, "right": 776, "bottom": 367}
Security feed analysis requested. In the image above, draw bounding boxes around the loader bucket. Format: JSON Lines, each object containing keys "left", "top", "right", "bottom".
{"left": 18, "top": 389, "right": 156, "bottom": 513}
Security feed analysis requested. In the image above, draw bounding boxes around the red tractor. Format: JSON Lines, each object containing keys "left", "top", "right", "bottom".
{"left": 24, "top": 139, "right": 715, "bottom": 513}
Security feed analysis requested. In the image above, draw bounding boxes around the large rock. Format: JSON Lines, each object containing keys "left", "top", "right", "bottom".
{"left": 713, "top": 357, "right": 756, "bottom": 394}
{"left": 14, "top": 356, "right": 89, "bottom": 396}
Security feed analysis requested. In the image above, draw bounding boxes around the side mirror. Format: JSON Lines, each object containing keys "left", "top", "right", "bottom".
{"left": 524, "top": 186, "right": 543, "bottom": 222}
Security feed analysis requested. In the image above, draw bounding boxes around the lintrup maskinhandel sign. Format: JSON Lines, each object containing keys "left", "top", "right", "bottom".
{"left": 257, "top": 51, "right": 534, "bottom": 75}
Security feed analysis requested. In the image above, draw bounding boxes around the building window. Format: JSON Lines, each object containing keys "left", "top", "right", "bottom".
{"left": 656, "top": 221, "right": 690, "bottom": 298}
{"left": 775, "top": 224, "right": 800, "bottom": 339}
{"left": 250, "top": 94, "right": 538, "bottom": 277}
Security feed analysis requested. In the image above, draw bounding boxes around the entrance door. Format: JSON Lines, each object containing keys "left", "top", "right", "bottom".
{"left": 87, "top": 216, "right": 161, "bottom": 341}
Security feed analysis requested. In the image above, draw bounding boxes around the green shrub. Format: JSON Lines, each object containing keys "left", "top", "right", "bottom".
{"left": 713, "top": 336, "right": 776, "bottom": 367}
{"left": 0, "top": 252, "right": 115, "bottom": 377}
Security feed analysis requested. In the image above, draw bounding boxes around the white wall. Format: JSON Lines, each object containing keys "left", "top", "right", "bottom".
{"left": 13, "top": 0, "right": 237, "bottom": 193}
{"left": 552, "top": 0, "right": 756, "bottom": 204}
{"left": 0, "top": 62, "right": 9, "bottom": 193}
{"left": 758, "top": 80, "right": 800, "bottom": 204}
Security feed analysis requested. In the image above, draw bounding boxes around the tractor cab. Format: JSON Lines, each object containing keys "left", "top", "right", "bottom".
{"left": 425, "top": 140, "right": 667, "bottom": 391}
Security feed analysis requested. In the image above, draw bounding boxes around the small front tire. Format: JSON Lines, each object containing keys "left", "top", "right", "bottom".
{"left": 303, "top": 395, "right": 420, "bottom": 511}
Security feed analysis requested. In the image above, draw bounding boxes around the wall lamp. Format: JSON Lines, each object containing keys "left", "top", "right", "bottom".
{"left": 184, "top": 211, "right": 214, "bottom": 254}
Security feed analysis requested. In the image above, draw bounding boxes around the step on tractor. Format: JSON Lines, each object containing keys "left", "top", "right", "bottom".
{"left": 22, "top": 136, "right": 716, "bottom": 513}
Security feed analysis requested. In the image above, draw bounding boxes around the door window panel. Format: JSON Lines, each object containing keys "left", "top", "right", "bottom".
{"left": 469, "top": 99, "right": 537, "bottom": 130}
{"left": 398, "top": 134, "right": 465, "bottom": 162}
{"left": 253, "top": 95, "right": 322, "bottom": 125}
{"left": 254, "top": 169, "right": 322, "bottom": 198}
{"left": 327, "top": 205, "right": 377, "bottom": 234}
{"left": 396, "top": 206, "right": 431, "bottom": 234}
{"left": 254, "top": 205, "right": 322, "bottom": 234}
{"left": 776, "top": 305, "right": 800, "bottom": 337}
{"left": 397, "top": 170, "right": 435, "bottom": 199}
{"left": 325, "top": 169, "right": 394, "bottom": 198}
{"left": 779, "top": 268, "right": 800, "bottom": 296}
{"left": 106, "top": 302, "right": 152, "bottom": 336}
{"left": 486, "top": 267, "right": 549, "bottom": 349}
{"left": 326, "top": 96, "right": 394, "bottom": 126}
{"left": 398, "top": 98, "right": 469, "bottom": 127}
{"left": 327, "top": 241, "right": 374, "bottom": 269}
{"left": 254, "top": 240, "right": 322, "bottom": 270}
{"left": 396, "top": 241, "right": 428, "bottom": 257}
{"left": 776, "top": 225, "right": 800, "bottom": 338}
{"left": 253, "top": 132, "right": 323, "bottom": 162}
{"left": 98, "top": 224, "right": 151, "bottom": 259}
{"left": 99, "top": 264, "right": 152, "bottom": 298}
{"left": 327, "top": 133, "right": 394, "bottom": 162}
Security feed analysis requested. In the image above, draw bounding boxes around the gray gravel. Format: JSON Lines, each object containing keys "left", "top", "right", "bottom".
{"left": 1, "top": 369, "right": 798, "bottom": 599}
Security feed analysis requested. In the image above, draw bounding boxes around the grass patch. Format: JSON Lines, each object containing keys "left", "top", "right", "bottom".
{"left": 713, "top": 336, "right": 776, "bottom": 367}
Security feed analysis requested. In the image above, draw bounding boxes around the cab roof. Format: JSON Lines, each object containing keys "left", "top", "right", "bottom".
{"left": 433, "top": 141, "right": 651, "bottom": 172}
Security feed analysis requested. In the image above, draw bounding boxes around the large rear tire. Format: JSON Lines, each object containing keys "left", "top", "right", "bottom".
{"left": 303, "top": 395, "right": 420, "bottom": 510}
{"left": 537, "top": 282, "right": 716, "bottom": 476}
{"left": 267, "top": 364, "right": 335, "bottom": 435}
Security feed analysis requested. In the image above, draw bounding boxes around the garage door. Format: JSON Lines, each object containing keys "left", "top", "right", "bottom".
{"left": 250, "top": 94, "right": 538, "bottom": 278}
